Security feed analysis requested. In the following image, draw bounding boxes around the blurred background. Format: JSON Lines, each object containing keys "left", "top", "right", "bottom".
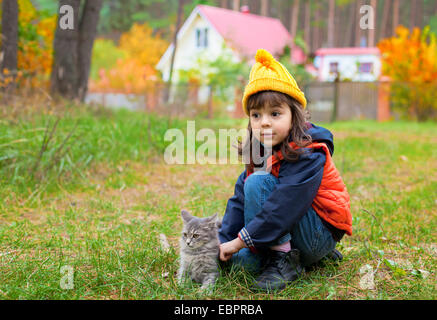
{"left": 1, "top": 0, "right": 436, "bottom": 121}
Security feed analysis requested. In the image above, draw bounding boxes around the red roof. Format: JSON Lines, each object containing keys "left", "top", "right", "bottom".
{"left": 197, "top": 5, "right": 292, "bottom": 58}
{"left": 315, "top": 47, "right": 380, "bottom": 56}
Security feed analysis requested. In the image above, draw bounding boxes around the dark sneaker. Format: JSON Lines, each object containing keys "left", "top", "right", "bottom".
{"left": 326, "top": 248, "right": 343, "bottom": 262}
{"left": 251, "top": 249, "right": 303, "bottom": 292}
{"left": 306, "top": 249, "right": 343, "bottom": 271}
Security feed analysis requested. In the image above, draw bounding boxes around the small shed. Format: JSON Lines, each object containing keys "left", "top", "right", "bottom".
{"left": 314, "top": 47, "right": 381, "bottom": 82}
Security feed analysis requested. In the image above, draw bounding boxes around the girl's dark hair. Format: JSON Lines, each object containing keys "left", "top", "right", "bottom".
{"left": 238, "top": 90, "right": 312, "bottom": 173}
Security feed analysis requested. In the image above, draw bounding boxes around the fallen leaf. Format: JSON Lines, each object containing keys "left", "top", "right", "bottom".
{"left": 359, "top": 264, "right": 375, "bottom": 290}
{"left": 159, "top": 233, "right": 171, "bottom": 252}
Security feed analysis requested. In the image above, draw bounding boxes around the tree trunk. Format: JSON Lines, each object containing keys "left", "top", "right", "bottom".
{"left": 166, "top": 0, "right": 184, "bottom": 103}
{"left": 312, "top": 3, "right": 319, "bottom": 51}
{"left": 220, "top": 0, "right": 227, "bottom": 9}
{"left": 416, "top": 0, "right": 422, "bottom": 29}
{"left": 327, "top": 0, "right": 335, "bottom": 47}
{"left": 233, "top": 0, "right": 240, "bottom": 11}
{"left": 334, "top": 2, "right": 342, "bottom": 47}
{"left": 78, "top": 0, "right": 103, "bottom": 101}
{"left": 277, "top": 0, "right": 287, "bottom": 27}
{"left": 50, "top": 0, "right": 81, "bottom": 99}
{"left": 290, "top": 0, "right": 300, "bottom": 42}
{"left": 368, "top": 0, "right": 377, "bottom": 47}
{"left": 304, "top": 0, "right": 311, "bottom": 52}
{"left": 380, "top": 0, "right": 390, "bottom": 40}
{"left": 51, "top": 0, "right": 103, "bottom": 101}
{"left": 409, "top": 0, "right": 417, "bottom": 31}
{"left": 355, "top": 0, "right": 363, "bottom": 47}
{"left": 392, "top": 0, "right": 399, "bottom": 35}
{"left": 1, "top": 0, "right": 19, "bottom": 96}
{"left": 345, "top": 1, "right": 355, "bottom": 47}
{"left": 260, "top": 0, "right": 268, "bottom": 16}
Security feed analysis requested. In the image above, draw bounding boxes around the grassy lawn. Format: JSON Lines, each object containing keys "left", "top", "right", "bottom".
{"left": 0, "top": 104, "right": 436, "bottom": 299}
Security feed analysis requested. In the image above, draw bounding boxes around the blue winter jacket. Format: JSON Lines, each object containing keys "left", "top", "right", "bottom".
{"left": 218, "top": 122, "right": 338, "bottom": 250}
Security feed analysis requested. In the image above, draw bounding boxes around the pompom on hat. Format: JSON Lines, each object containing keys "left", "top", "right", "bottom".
{"left": 242, "top": 48, "right": 307, "bottom": 115}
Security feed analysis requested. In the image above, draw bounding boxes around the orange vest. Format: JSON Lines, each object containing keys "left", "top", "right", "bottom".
{"left": 266, "top": 142, "right": 352, "bottom": 236}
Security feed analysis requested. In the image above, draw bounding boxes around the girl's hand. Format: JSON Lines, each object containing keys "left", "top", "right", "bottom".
{"left": 219, "top": 237, "right": 246, "bottom": 262}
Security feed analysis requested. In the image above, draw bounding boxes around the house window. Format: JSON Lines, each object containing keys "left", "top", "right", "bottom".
{"left": 196, "top": 28, "right": 208, "bottom": 48}
{"left": 329, "top": 62, "right": 338, "bottom": 74}
{"left": 359, "top": 62, "right": 373, "bottom": 73}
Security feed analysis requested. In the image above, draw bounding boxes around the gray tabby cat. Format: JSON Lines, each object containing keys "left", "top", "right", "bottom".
{"left": 177, "top": 209, "right": 221, "bottom": 293}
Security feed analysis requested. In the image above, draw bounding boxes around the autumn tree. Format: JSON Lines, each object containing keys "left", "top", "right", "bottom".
{"left": 0, "top": 0, "right": 56, "bottom": 92}
{"left": 378, "top": 26, "right": 437, "bottom": 120}
{"left": 89, "top": 23, "right": 168, "bottom": 94}
{"left": 50, "top": 0, "right": 103, "bottom": 101}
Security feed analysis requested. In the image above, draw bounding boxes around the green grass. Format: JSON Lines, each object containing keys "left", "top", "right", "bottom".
{"left": 0, "top": 105, "right": 436, "bottom": 300}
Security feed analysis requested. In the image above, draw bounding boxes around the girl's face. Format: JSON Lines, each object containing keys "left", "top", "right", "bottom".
{"left": 249, "top": 102, "right": 292, "bottom": 147}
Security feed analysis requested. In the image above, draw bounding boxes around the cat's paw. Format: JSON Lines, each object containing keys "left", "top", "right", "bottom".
{"left": 200, "top": 278, "right": 217, "bottom": 295}
{"left": 200, "top": 284, "right": 214, "bottom": 295}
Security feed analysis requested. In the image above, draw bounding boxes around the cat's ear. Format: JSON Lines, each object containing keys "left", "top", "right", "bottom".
{"left": 207, "top": 213, "right": 218, "bottom": 221}
{"left": 206, "top": 213, "right": 219, "bottom": 228}
{"left": 181, "top": 210, "right": 193, "bottom": 222}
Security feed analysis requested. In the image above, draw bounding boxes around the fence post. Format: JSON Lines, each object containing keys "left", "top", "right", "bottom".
{"left": 377, "top": 79, "right": 391, "bottom": 121}
{"left": 331, "top": 76, "right": 340, "bottom": 122}
{"left": 208, "top": 85, "right": 213, "bottom": 119}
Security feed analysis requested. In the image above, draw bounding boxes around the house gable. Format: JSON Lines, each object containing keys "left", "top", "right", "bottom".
{"left": 156, "top": 7, "right": 232, "bottom": 82}
{"left": 157, "top": 5, "right": 296, "bottom": 82}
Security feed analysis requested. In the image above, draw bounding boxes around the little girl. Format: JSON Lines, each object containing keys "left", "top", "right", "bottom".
{"left": 218, "top": 49, "right": 352, "bottom": 292}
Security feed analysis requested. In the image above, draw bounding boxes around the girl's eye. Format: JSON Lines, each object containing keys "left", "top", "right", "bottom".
{"left": 251, "top": 113, "right": 259, "bottom": 119}
{"left": 272, "top": 111, "right": 280, "bottom": 117}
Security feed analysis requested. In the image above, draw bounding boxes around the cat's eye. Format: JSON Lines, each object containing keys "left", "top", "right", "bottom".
{"left": 192, "top": 234, "right": 199, "bottom": 238}
{"left": 183, "top": 232, "right": 187, "bottom": 237}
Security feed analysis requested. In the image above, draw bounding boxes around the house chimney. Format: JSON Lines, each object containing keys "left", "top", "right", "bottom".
{"left": 240, "top": 5, "right": 250, "bottom": 14}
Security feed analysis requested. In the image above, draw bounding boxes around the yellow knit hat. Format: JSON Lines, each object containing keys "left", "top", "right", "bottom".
{"left": 242, "top": 48, "right": 307, "bottom": 115}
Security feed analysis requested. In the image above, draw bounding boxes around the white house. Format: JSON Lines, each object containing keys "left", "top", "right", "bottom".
{"left": 314, "top": 47, "right": 381, "bottom": 82}
{"left": 156, "top": 4, "right": 304, "bottom": 84}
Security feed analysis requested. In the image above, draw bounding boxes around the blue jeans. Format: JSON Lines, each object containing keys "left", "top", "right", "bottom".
{"left": 231, "top": 171, "right": 337, "bottom": 272}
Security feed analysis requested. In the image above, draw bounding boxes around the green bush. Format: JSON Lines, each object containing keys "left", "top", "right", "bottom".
{"left": 90, "top": 39, "right": 127, "bottom": 80}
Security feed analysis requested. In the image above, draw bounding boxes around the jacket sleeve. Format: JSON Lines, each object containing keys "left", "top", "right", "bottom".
{"left": 238, "top": 149, "right": 326, "bottom": 251}
{"left": 218, "top": 170, "right": 246, "bottom": 244}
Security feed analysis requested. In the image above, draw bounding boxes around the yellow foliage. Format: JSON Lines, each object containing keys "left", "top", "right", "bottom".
{"left": 377, "top": 26, "right": 437, "bottom": 120}
{"left": 378, "top": 25, "right": 437, "bottom": 83}
{"left": 0, "top": 0, "right": 56, "bottom": 89}
{"left": 89, "top": 23, "right": 169, "bottom": 93}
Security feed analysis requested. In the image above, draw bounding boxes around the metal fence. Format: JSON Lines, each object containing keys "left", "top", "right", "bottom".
{"left": 86, "top": 82, "right": 220, "bottom": 118}
{"left": 304, "top": 81, "right": 381, "bottom": 123}
{"left": 87, "top": 81, "right": 436, "bottom": 121}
